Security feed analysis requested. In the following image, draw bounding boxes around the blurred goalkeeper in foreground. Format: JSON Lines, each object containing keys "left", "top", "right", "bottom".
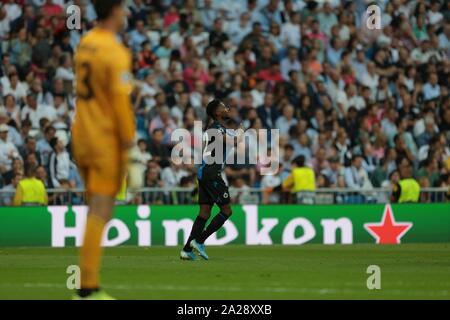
{"left": 71, "top": 0, "right": 135, "bottom": 300}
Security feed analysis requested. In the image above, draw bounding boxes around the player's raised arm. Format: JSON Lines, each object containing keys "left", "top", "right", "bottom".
{"left": 224, "top": 119, "right": 245, "bottom": 147}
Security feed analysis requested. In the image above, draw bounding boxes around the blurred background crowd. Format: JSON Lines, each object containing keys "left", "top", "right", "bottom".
{"left": 0, "top": 0, "right": 449, "bottom": 205}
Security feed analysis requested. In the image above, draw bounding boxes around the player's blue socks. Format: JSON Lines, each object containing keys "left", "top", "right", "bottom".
{"left": 197, "top": 212, "right": 230, "bottom": 244}
{"left": 183, "top": 215, "right": 207, "bottom": 252}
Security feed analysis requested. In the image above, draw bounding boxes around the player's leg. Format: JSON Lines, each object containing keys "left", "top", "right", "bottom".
{"left": 78, "top": 194, "right": 115, "bottom": 298}
{"left": 181, "top": 204, "right": 212, "bottom": 260}
{"left": 190, "top": 204, "right": 232, "bottom": 260}
{"left": 191, "top": 179, "right": 232, "bottom": 260}
{"left": 181, "top": 180, "right": 213, "bottom": 260}
{"left": 183, "top": 204, "right": 212, "bottom": 252}
{"left": 196, "top": 176, "right": 232, "bottom": 245}
{"left": 75, "top": 154, "right": 122, "bottom": 299}
{"left": 196, "top": 203, "right": 232, "bottom": 245}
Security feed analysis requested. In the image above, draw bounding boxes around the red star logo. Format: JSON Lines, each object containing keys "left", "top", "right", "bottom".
{"left": 364, "top": 204, "right": 413, "bottom": 244}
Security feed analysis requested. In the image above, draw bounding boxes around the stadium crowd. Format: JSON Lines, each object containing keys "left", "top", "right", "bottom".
{"left": 0, "top": 0, "right": 449, "bottom": 205}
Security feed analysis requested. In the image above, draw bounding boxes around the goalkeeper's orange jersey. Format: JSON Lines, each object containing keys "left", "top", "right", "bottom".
{"left": 72, "top": 27, "right": 135, "bottom": 153}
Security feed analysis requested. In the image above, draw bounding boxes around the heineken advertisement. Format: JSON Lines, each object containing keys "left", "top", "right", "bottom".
{"left": 0, "top": 204, "right": 449, "bottom": 247}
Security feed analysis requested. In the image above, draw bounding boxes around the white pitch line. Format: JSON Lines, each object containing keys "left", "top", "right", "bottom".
{"left": 0, "top": 283, "right": 448, "bottom": 297}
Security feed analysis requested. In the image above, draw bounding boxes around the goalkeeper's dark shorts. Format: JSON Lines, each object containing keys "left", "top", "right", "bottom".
{"left": 198, "top": 176, "right": 231, "bottom": 206}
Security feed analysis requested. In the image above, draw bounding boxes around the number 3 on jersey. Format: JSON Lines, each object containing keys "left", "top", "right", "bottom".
{"left": 77, "top": 62, "right": 94, "bottom": 100}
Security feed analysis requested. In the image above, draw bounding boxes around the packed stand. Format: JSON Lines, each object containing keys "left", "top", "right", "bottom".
{"left": 0, "top": 0, "right": 449, "bottom": 205}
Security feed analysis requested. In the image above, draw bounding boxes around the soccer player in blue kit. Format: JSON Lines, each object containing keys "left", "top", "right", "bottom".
{"left": 180, "top": 99, "right": 243, "bottom": 261}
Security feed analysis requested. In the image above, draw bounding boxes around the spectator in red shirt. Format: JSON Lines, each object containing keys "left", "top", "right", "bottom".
{"left": 138, "top": 40, "right": 157, "bottom": 69}
{"left": 307, "top": 20, "right": 327, "bottom": 48}
{"left": 163, "top": 4, "right": 180, "bottom": 29}
{"left": 183, "top": 58, "right": 210, "bottom": 92}
{"left": 42, "top": 0, "right": 63, "bottom": 18}
{"left": 258, "top": 61, "right": 283, "bottom": 87}
{"left": 40, "top": 0, "right": 65, "bottom": 31}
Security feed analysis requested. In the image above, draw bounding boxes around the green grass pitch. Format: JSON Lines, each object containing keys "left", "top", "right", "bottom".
{"left": 0, "top": 244, "right": 449, "bottom": 300}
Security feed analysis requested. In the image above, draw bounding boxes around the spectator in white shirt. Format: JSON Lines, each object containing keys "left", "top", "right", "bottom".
{"left": 140, "top": 72, "right": 160, "bottom": 109}
{"left": 427, "top": 1, "right": 443, "bottom": 26}
{"left": 191, "top": 22, "right": 210, "bottom": 56}
{"left": 48, "top": 137, "right": 73, "bottom": 188}
{"left": 250, "top": 79, "right": 266, "bottom": 108}
{"left": 0, "top": 171, "right": 22, "bottom": 206}
{"left": 326, "top": 38, "right": 344, "bottom": 68}
{"left": 337, "top": 84, "right": 366, "bottom": 116}
{"left": 422, "top": 72, "right": 440, "bottom": 101}
{"left": 352, "top": 49, "right": 368, "bottom": 82}
{"left": 281, "top": 11, "right": 301, "bottom": 48}
{"left": 375, "top": 76, "right": 393, "bottom": 103}
{"left": 361, "top": 62, "right": 379, "bottom": 100}
{"left": 21, "top": 92, "right": 57, "bottom": 129}
{"left": 344, "top": 155, "right": 373, "bottom": 190}
{"left": 169, "top": 23, "right": 189, "bottom": 50}
{"left": 129, "top": 19, "right": 149, "bottom": 53}
{"left": 128, "top": 139, "right": 152, "bottom": 189}
{"left": 280, "top": 47, "right": 301, "bottom": 80}
{"left": 189, "top": 80, "right": 206, "bottom": 110}
{"left": 2, "top": 71, "right": 27, "bottom": 104}
{"left": 411, "top": 40, "right": 435, "bottom": 64}
{"left": 317, "top": 2, "right": 338, "bottom": 37}
{"left": 325, "top": 69, "right": 345, "bottom": 108}
{"left": 1, "top": 94, "right": 20, "bottom": 126}
{"left": 4, "top": 0, "right": 22, "bottom": 22}
{"left": 381, "top": 108, "right": 399, "bottom": 146}
{"left": 275, "top": 104, "right": 297, "bottom": 138}
{"left": 160, "top": 159, "right": 189, "bottom": 188}
{"left": 1, "top": 64, "right": 15, "bottom": 89}
{"left": 0, "top": 108, "right": 21, "bottom": 146}
{"left": 199, "top": 0, "right": 217, "bottom": 31}
{"left": 346, "top": 84, "right": 366, "bottom": 111}
{"left": 53, "top": 93, "right": 69, "bottom": 122}
{"left": 227, "top": 12, "right": 252, "bottom": 45}
{"left": 438, "top": 24, "right": 449, "bottom": 56}
{"left": 0, "top": 124, "right": 21, "bottom": 173}
{"left": 260, "top": 168, "right": 282, "bottom": 204}
{"left": 0, "top": 6, "right": 11, "bottom": 41}
{"left": 36, "top": 125, "right": 56, "bottom": 167}
{"left": 55, "top": 53, "right": 75, "bottom": 81}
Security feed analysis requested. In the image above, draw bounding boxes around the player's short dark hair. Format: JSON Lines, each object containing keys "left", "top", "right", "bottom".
{"left": 93, "top": 0, "right": 124, "bottom": 21}
{"left": 206, "top": 99, "right": 223, "bottom": 119}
